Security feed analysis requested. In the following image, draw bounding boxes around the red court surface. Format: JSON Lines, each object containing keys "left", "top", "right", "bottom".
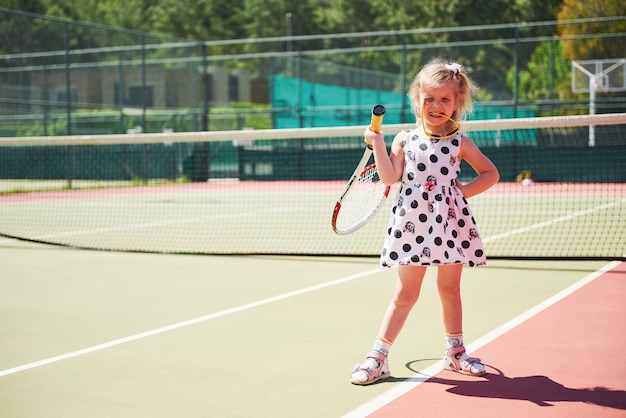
{"left": 351, "top": 261, "right": 626, "bottom": 417}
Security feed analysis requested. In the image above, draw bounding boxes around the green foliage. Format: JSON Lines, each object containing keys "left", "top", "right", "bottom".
{"left": 209, "top": 103, "right": 272, "bottom": 131}
{"left": 9, "top": 104, "right": 272, "bottom": 137}
{"left": 557, "top": 0, "right": 626, "bottom": 60}
{"left": 2, "top": 0, "right": 624, "bottom": 114}
{"left": 506, "top": 41, "right": 571, "bottom": 100}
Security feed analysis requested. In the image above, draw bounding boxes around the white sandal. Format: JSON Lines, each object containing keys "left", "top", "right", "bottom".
{"left": 443, "top": 345, "right": 486, "bottom": 376}
{"left": 351, "top": 351, "right": 391, "bottom": 385}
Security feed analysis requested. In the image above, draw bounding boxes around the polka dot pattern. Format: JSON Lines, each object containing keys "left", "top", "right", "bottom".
{"left": 380, "top": 130, "right": 486, "bottom": 268}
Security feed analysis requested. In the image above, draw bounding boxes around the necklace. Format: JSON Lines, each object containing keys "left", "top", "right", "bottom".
{"left": 421, "top": 111, "right": 461, "bottom": 141}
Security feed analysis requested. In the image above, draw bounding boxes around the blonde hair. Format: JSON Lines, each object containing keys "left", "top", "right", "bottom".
{"left": 408, "top": 58, "right": 477, "bottom": 123}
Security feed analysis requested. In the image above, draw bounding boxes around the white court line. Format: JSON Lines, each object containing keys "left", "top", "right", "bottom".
{"left": 2, "top": 196, "right": 623, "bottom": 245}
{"left": 482, "top": 198, "right": 626, "bottom": 243}
{"left": 1, "top": 200, "right": 623, "bottom": 374}
{"left": 0, "top": 206, "right": 299, "bottom": 243}
{"left": 342, "top": 260, "right": 622, "bottom": 418}
{"left": 0, "top": 268, "right": 381, "bottom": 378}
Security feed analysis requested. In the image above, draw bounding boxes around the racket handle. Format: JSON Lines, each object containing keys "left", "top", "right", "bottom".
{"left": 369, "top": 105, "right": 386, "bottom": 134}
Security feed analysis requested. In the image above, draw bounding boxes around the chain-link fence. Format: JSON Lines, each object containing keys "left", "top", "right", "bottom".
{"left": 1, "top": 9, "right": 625, "bottom": 136}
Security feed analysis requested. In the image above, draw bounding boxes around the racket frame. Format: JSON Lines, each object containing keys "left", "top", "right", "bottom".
{"left": 331, "top": 144, "right": 391, "bottom": 235}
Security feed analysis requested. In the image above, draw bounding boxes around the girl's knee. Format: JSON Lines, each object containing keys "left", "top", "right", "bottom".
{"left": 392, "top": 288, "right": 420, "bottom": 309}
{"left": 437, "top": 280, "right": 461, "bottom": 300}
{"left": 438, "top": 288, "right": 461, "bottom": 304}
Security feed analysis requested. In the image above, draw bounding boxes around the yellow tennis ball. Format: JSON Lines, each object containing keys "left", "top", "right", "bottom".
{"left": 562, "top": 183, "right": 569, "bottom": 190}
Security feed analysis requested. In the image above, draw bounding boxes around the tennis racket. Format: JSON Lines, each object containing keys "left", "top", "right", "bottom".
{"left": 331, "top": 105, "right": 391, "bottom": 235}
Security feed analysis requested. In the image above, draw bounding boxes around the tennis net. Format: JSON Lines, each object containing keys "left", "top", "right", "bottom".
{"left": 1, "top": 113, "right": 625, "bottom": 260}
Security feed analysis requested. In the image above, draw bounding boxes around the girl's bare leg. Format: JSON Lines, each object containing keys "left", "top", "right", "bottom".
{"left": 436, "top": 263, "right": 464, "bottom": 336}
{"left": 377, "top": 265, "right": 427, "bottom": 342}
{"left": 351, "top": 265, "right": 427, "bottom": 385}
{"left": 436, "top": 263, "right": 486, "bottom": 376}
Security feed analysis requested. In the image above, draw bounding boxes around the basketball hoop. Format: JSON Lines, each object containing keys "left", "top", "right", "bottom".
{"left": 572, "top": 58, "right": 626, "bottom": 146}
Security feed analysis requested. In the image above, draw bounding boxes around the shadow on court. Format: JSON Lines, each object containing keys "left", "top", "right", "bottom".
{"left": 427, "top": 371, "right": 626, "bottom": 410}
{"left": 399, "top": 361, "right": 626, "bottom": 411}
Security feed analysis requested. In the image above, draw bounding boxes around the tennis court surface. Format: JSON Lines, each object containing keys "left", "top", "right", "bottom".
{"left": 1, "top": 114, "right": 625, "bottom": 415}
{"left": 1, "top": 240, "right": 624, "bottom": 417}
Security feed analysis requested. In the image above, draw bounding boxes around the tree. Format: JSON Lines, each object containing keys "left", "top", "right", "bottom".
{"left": 149, "top": 0, "right": 246, "bottom": 41}
{"left": 506, "top": 41, "right": 571, "bottom": 101}
{"left": 9, "top": 0, "right": 620, "bottom": 105}
{"left": 0, "top": 2, "right": 66, "bottom": 56}
{"left": 557, "top": 0, "right": 626, "bottom": 60}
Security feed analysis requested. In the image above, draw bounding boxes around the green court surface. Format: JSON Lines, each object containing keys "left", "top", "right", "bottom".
{"left": 0, "top": 239, "right": 613, "bottom": 417}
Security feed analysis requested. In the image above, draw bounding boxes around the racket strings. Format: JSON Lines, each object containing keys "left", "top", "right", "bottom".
{"left": 335, "top": 164, "right": 388, "bottom": 231}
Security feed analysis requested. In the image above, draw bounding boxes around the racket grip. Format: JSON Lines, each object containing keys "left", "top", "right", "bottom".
{"left": 369, "top": 105, "right": 386, "bottom": 133}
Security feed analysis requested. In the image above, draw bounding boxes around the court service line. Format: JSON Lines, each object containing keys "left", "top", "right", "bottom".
{"left": 26, "top": 207, "right": 300, "bottom": 241}
{"left": 0, "top": 268, "right": 382, "bottom": 378}
{"left": 342, "top": 260, "right": 622, "bottom": 418}
{"left": 0, "top": 204, "right": 316, "bottom": 244}
{"left": 482, "top": 198, "right": 625, "bottom": 244}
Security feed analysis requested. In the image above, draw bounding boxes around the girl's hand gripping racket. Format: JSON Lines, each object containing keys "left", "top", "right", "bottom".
{"left": 332, "top": 105, "right": 391, "bottom": 235}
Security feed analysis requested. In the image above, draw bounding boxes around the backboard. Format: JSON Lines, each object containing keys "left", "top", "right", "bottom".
{"left": 571, "top": 58, "right": 625, "bottom": 146}
{"left": 572, "top": 58, "right": 626, "bottom": 93}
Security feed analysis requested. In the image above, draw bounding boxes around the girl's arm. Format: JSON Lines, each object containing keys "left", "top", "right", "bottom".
{"left": 364, "top": 129, "right": 404, "bottom": 186}
{"left": 457, "top": 136, "right": 499, "bottom": 198}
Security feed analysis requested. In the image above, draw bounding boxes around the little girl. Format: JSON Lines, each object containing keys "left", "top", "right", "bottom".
{"left": 351, "top": 59, "right": 500, "bottom": 385}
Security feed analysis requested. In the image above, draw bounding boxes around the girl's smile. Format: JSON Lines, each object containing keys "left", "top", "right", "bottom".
{"left": 421, "top": 83, "right": 458, "bottom": 136}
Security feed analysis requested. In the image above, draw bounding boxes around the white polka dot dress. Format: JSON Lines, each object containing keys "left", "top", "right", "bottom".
{"left": 380, "top": 129, "right": 486, "bottom": 268}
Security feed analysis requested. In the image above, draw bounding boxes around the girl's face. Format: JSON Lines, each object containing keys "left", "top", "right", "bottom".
{"left": 420, "top": 83, "right": 458, "bottom": 135}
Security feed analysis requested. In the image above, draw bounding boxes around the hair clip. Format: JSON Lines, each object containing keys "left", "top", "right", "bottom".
{"left": 445, "top": 63, "right": 462, "bottom": 75}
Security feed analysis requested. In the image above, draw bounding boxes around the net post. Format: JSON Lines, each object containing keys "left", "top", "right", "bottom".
{"left": 589, "top": 77, "right": 596, "bottom": 147}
